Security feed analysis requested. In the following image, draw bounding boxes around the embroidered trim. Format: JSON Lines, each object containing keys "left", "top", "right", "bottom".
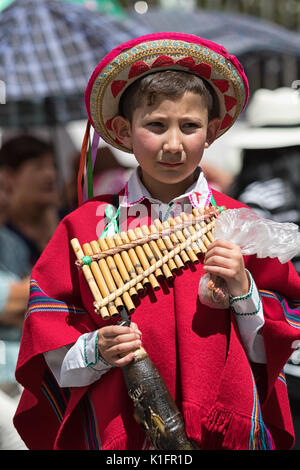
{"left": 229, "top": 270, "right": 254, "bottom": 305}
{"left": 230, "top": 271, "right": 262, "bottom": 316}
{"left": 260, "top": 290, "right": 300, "bottom": 329}
{"left": 84, "top": 334, "right": 99, "bottom": 367}
{"left": 80, "top": 395, "right": 102, "bottom": 450}
{"left": 25, "top": 280, "right": 87, "bottom": 321}
{"left": 231, "top": 297, "right": 262, "bottom": 317}
{"left": 249, "top": 373, "right": 274, "bottom": 449}
{"left": 121, "top": 181, "right": 146, "bottom": 207}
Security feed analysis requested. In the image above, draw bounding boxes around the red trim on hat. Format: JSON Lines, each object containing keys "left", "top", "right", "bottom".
{"left": 151, "top": 55, "right": 175, "bottom": 68}
{"left": 111, "top": 80, "right": 127, "bottom": 98}
{"left": 128, "top": 61, "right": 151, "bottom": 78}
{"left": 105, "top": 118, "right": 114, "bottom": 131}
{"left": 220, "top": 113, "right": 233, "bottom": 130}
{"left": 224, "top": 95, "right": 237, "bottom": 112}
{"left": 212, "top": 79, "right": 229, "bottom": 93}
{"left": 175, "top": 57, "right": 195, "bottom": 68}
{"left": 190, "top": 63, "right": 212, "bottom": 79}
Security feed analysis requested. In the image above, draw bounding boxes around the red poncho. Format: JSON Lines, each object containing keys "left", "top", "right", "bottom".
{"left": 14, "top": 190, "right": 300, "bottom": 450}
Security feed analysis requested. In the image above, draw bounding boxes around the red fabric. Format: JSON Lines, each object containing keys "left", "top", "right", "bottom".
{"left": 14, "top": 190, "right": 300, "bottom": 450}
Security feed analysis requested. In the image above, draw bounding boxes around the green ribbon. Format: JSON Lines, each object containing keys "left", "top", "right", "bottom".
{"left": 99, "top": 204, "right": 120, "bottom": 240}
{"left": 210, "top": 194, "right": 224, "bottom": 212}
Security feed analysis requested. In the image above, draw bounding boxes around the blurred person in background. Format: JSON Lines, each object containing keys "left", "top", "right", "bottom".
{"left": 0, "top": 134, "right": 63, "bottom": 449}
{"left": 229, "top": 87, "right": 300, "bottom": 450}
{"left": 0, "top": 135, "right": 62, "bottom": 266}
{"left": 0, "top": 163, "right": 28, "bottom": 450}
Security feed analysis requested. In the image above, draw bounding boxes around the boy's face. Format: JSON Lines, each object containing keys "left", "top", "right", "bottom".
{"left": 112, "top": 91, "right": 220, "bottom": 202}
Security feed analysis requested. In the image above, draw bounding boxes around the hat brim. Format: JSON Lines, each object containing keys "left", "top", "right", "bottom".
{"left": 85, "top": 32, "right": 249, "bottom": 153}
{"left": 230, "top": 127, "right": 300, "bottom": 149}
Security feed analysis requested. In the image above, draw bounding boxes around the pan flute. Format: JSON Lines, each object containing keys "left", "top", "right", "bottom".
{"left": 71, "top": 205, "right": 225, "bottom": 320}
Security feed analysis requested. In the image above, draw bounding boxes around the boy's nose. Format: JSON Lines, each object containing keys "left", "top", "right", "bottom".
{"left": 163, "top": 129, "right": 183, "bottom": 154}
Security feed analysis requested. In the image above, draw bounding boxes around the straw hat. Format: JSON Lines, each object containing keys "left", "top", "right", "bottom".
{"left": 85, "top": 32, "right": 249, "bottom": 153}
{"left": 230, "top": 87, "right": 300, "bottom": 149}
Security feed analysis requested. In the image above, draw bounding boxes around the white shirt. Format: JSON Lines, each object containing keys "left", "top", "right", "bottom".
{"left": 44, "top": 167, "right": 266, "bottom": 387}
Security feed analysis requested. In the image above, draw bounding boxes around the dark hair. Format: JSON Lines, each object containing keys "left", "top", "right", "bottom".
{"left": 119, "top": 70, "right": 220, "bottom": 122}
{"left": 0, "top": 135, "right": 54, "bottom": 170}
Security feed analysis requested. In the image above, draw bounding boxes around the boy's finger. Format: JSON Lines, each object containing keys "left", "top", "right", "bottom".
{"left": 130, "top": 322, "right": 142, "bottom": 336}
{"left": 207, "top": 239, "right": 237, "bottom": 250}
{"left": 107, "top": 339, "right": 142, "bottom": 357}
{"left": 204, "top": 246, "right": 233, "bottom": 261}
{"left": 113, "top": 352, "right": 136, "bottom": 367}
{"left": 100, "top": 325, "right": 132, "bottom": 338}
{"left": 102, "top": 332, "right": 141, "bottom": 348}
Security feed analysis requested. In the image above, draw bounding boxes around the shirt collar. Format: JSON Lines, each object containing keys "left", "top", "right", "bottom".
{"left": 120, "top": 166, "right": 213, "bottom": 209}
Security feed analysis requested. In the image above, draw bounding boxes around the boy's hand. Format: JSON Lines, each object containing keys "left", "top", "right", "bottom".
{"left": 97, "top": 322, "right": 142, "bottom": 367}
{"left": 203, "top": 239, "right": 249, "bottom": 298}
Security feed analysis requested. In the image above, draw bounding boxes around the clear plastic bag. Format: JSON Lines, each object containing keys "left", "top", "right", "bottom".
{"left": 198, "top": 208, "right": 300, "bottom": 309}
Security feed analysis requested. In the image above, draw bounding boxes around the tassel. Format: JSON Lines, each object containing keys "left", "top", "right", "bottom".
{"left": 77, "top": 120, "right": 91, "bottom": 206}
{"left": 86, "top": 129, "right": 100, "bottom": 200}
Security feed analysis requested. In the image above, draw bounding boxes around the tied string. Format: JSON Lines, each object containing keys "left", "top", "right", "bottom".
{"left": 76, "top": 206, "right": 223, "bottom": 267}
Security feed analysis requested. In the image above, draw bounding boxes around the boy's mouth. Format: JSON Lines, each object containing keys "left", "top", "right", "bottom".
{"left": 158, "top": 161, "right": 184, "bottom": 168}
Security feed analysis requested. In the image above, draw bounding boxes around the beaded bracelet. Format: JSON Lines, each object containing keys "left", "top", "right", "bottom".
{"left": 229, "top": 269, "right": 253, "bottom": 305}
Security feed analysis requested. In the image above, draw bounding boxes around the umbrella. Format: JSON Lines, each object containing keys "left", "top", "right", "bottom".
{"left": 129, "top": 7, "right": 300, "bottom": 92}
{"left": 0, "top": 0, "right": 148, "bottom": 127}
{"left": 60, "top": 0, "right": 126, "bottom": 19}
{"left": 129, "top": 7, "right": 300, "bottom": 57}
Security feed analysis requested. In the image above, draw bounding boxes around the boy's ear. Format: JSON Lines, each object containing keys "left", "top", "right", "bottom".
{"left": 111, "top": 116, "right": 133, "bottom": 150}
{"left": 205, "top": 118, "right": 222, "bottom": 148}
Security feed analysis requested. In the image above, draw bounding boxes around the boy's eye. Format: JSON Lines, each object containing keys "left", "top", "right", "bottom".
{"left": 182, "top": 122, "right": 198, "bottom": 130}
{"left": 147, "top": 122, "right": 164, "bottom": 127}
{"left": 146, "top": 122, "right": 165, "bottom": 132}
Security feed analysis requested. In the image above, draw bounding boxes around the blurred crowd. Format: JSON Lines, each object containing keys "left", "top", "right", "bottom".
{"left": 0, "top": 86, "right": 299, "bottom": 450}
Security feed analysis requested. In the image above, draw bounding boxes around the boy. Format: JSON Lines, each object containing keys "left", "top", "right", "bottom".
{"left": 14, "top": 33, "right": 300, "bottom": 450}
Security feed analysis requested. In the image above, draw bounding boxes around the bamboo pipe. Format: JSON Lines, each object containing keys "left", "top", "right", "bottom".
{"left": 174, "top": 215, "right": 198, "bottom": 263}
{"left": 119, "top": 231, "right": 148, "bottom": 290}
{"left": 154, "top": 219, "right": 184, "bottom": 269}
{"left": 168, "top": 217, "right": 192, "bottom": 263}
{"left": 192, "top": 209, "right": 212, "bottom": 248}
{"left": 149, "top": 223, "right": 177, "bottom": 272}
{"left": 82, "top": 242, "right": 112, "bottom": 319}
{"left": 141, "top": 224, "right": 173, "bottom": 280}
{"left": 70, "top": 238, "right": 111, "bottom": 319}
{"left": 113, "top": 233, "right": 143, "bottom": 293}
{"left": 181, "top": 212, "right": 207, "bottom": 254}
{"left": 90, "top": 240, "right": 123, "bottom": 313}
{"left": 98, "top": 237, "right": 136, "bottom": 314}
{"left": 127, "top": 229, "right": 160, "bottom": 291}
{"left": 135, "top": 227, "right": 164, "bottom": 280}
{"left": 105, "top": 235, "right": 138, "bottom": 299}
{"left": 83, "top": 241, "right": 119, "bottom": 317}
